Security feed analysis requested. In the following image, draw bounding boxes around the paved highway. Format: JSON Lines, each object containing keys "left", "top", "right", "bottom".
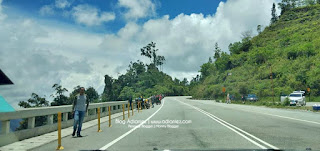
{"left": 32, "top": 96, "right": 320, "bottom": 151}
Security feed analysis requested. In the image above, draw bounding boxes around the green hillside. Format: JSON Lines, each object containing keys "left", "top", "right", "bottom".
{"left": 191, "top": 4, "right": 320, "bottom": 101}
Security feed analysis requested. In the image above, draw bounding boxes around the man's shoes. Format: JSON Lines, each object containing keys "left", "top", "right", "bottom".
{"left": 72, "top": 131, "right": 76, "bottom": 137}
{"left": 77, "top": 134, "right": 83, "bottom": 137}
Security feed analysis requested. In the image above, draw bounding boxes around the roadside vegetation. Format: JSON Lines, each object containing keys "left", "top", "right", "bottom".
{"left": 191, "top": 0, "right": 320, "bottom": 106}
{"left": 101, "top": 41, "right": 190, "bottom": 101}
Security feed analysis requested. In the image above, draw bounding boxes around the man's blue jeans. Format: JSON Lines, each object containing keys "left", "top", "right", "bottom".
{"left": 73, "top": 110, "right": 85, "bottom": 135}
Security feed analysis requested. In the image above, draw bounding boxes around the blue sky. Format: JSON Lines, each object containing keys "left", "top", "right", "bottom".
{"left": 2, "top": 0, "right": 226, "bottom": 33}
{"left": 0, "top": 0, "right": 278, "bottom": 108}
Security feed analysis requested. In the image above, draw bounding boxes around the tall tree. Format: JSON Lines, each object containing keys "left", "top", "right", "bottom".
{"left": 291, "top": 0, "right": 297, "bottom": 8}
{"left": 119, "top": 86, "right": 134, "bottom": 100}
{"left": 156, "top": 55, "right": 166, "bottom": 71}
{"left": 214, "top": 42, "right": 221, "bottom": 60}
{"left": 180, "top": 78, "right": 189, "bottom": 86}
{"left": 86, "top": 87, "right": 99, "bottom": 102}
{"left": 128, "top": 60, "right": 145, "bottom": 77}
{"left": 103, "top": 75, "right": 113, "bottom": 101}
{"left": 229, "top": 42, "right": 242, "bottom": 55}
{"left": 69, "top": 85, "right": 81, "bottom": 96}
{"left": 140, "top": 41, "right": 166, "bottom": 68}
{"left": 278, "top": 0, "right": 297, "bottom": 15}
{"left": 257, "top": 25, "right": 262, "bottom": 34}
{"left": 18, "top": 93, "right": 49, "bottom": 108}
{"left": 305, "top": 0, "right": 316, "bottom": 5}
{"left": 271, "top": 3, "right": 278, "bottom": 24}
{"left": 241, "top": 30, "right": 252, "bottom": 39}
{"left": 174, "top": 78, "right": 180, "bottom": 85}
{"left": 208, "top": 57, "right": 213, "bottom": 63}
{"left": 17, "top": 93, "right": 49, "bottom": 130}
{"left": 50, "top": 84, "right": 70, "bottom": 106}
{"left": 297, "top": 0, "right": 304, "bottom": 6}
{"left": 240, "top": 31, "right": 252, "bottom": 52}
{"left": 200, "top": 62, "right": 214, "bottom": 80}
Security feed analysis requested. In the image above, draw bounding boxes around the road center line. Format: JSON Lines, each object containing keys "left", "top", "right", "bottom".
{"left": 177, "top": 99, "right": 279, "bottom": 150}
{"left": 99, "top": 100, "right": 165, "bottom": 150}
{"left": 195, "top": 105, "right": 279, "bottom": 149}
{"left": 261, "top": 112, "right": 320, "bottom": 125}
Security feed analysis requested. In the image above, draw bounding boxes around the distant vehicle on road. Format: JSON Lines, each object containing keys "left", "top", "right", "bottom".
{"left": 246, "top": 94, "right": 258, "bottom": 102}
{"left": 288, "top": 91, "right": 306, "bottom": 106}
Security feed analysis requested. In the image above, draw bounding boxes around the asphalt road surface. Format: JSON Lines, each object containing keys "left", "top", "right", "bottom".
{"left": 32, "top": 96, "right": 320, "bottom": 151}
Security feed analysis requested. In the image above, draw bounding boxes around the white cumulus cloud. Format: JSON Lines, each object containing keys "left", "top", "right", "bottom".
{"left": 71, "top": 4, "right": 115, "bottom": 26}
{"left": 118, "top": 0, "right": 156, "bottom": 21}
{"left": 39, "top": 5, "right": 55, "bottom": 16}
{"left": 100, "top": 0, "right": 278, "bottom": 79}
{"left": 0, "top": 18, "right": 109, "bottom": 109}
{"left": 55, "top": 0, "right": 71, "bottom": 9}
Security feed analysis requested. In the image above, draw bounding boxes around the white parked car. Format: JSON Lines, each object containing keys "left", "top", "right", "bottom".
{"left": 288, "top": 91, "right": 306, "bottom": 106}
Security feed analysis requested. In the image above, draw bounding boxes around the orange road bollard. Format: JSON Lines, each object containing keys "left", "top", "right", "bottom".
{"left": 97, "top": 108, "right": 102, "bottom": 132}
{"left": 132, "top": 103, "right": 134, "bottom": 116}
{"left": 128, "top": 103, "right": 130, "bottom": 118}
{"left": 122, "top": 104, "right": 125, "bottom": 120}
{"left": 56, "top": 112, "right": 64, "bottom": 150}
{"left": 108, "top": 106, "right": 112, "bottom": 127}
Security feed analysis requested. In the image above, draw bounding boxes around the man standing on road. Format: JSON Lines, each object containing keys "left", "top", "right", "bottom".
{"left": 72, "top": 87, "right": 89, "bottom": 137}
{"left": 242, "top": 95, "right": 245, "bottom": 104}
{"left": 226, "top": 93, "right": 230, "bottom": 104}
{"left": 141, "top": 96, "right": 144, "bottom": 109}
{"left": 151, "top": 95, "right": 155, "bottom": 108}
{"left": 159, "top": 94, "right": 162, "bottom": 104}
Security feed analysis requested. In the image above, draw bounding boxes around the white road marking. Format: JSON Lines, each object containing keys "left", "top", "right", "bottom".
{"left": 99, "top": 100, "right": 165, "bottom": 150}
{"left": 177, "top": 99, "right": 279, "bottom": 150}
{"left": 194, "top": 100, "right": 320, "bottom": 126}
{"left": 259, "top": 112, "right": 320, "bottom": 125}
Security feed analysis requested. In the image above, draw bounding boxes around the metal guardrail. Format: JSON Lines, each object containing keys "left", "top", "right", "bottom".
{"left": 0, "top": 100, "right": 136, "bottom": 146}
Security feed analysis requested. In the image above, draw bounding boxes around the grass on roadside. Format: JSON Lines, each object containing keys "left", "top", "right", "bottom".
{"left": 191, "top": 97, "right": 319, "bottom": 112}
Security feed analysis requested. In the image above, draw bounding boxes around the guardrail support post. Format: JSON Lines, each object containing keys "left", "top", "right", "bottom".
{"left": 128, "top": 103, "right": 130, "bottom": 118}
{"left": 140, "top": 102, "right": 142, "bottom": 112}
{"left": 56, "top": 112, "right": 64, "bottom": 150}
{"left": 63, "top": 113, "right": 68, "bottom": 122}
{"left": 47, "top": 114, "right": 53, "bottom": 125}
{"left": 1, "top": 120, "right": 10, "bottom": 134}
{"left": 108, "top": 106, "right": 112, "bottom": 127}
{"left": 86, "top": 110, "right": 89, "bottom": 117}
{"left": 28, "top": 117, "right": 35, "bottom": 129}
{"left": 132, "top": 103, "right": 134, "bottom": 116}
{"left": 92, "top": 109, "right": 97, "bottom": 115}
{"left": 97, "top": 108, "right": 102, "bottom": 132}
{"left": 122, "top": 104, "right": 125, "bottom": 120}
